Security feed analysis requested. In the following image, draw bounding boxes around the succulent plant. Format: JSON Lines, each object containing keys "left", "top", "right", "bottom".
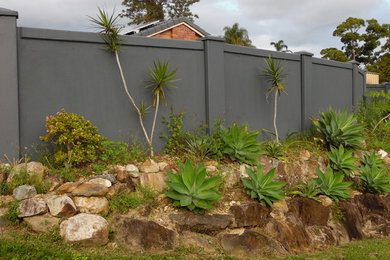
{"left": 361, "top": 151, "right": 384, "bottom": 169}
{"left": 220, "top": 123, "right": 262, "bottom": 165}
{"left": 165, "top": 161, "right": 222, "bottom": 212}
{"left": 312, "top": 107, "right": 364, "bottom": 150}
{"left": 242, "top": 164, "right": 286, "bottom": 207}
{"left": 359, "top": 166, "right": 390, "bottom": 194}
{"left": 290, "top": 180, "right": 320, "bottom": 202}
{"left": 314, "top": 167, "right": 352, "bottom": 202}
{"left": 327, "top": 145, "right": 359, "bottom": 176}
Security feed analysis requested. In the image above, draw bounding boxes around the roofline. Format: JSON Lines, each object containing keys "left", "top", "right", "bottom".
{"left": 147, "top": 21, "right": 206, "bottom": 38}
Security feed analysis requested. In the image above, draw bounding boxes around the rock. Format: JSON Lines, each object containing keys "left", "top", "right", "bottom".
{"left": 13, "top": 185, "right": 37, "bottom": 201}
{"left": 115, "top": 216, "right": 177, "bottom": 251}
{"left": 383, "top": 157, "right": 390, "bottom": 166}
{"left": 179, "top": 231, "right": 215, "bottom": 253}
{"left": 86, "top": 178, "right": 111, "bottom": 188}
{"left": 56, "top": 182, "right": 82, "bottom": 194}
{"left": 239, "top": 164, "right": 250, "bottom": 178}
{"left": 139, "top": 172, "right": 167, "bottom": 192}
{"left": 273, "top": 200, "right": 288, "bottom": 213}
{"left": 60, "top": 213, "right": 109, "bottom": 245}
{"left": 0, "top": 207, "right": 10, "bottom": 227}
{"left": 378, "top": 149, "right": 388, "bottom": 159}
{"left": 257, "top": 155, "right": 275, "bottom": 173}
{"left": 299, "top": 150, "right": 311, "bottom": 161}
{"left": 125, "top": 164, "right": 139, "bottom": 178}
{"left": 93, "top": 174, "right": 116, "bottom": 184}
{"left": 157, "top": 162, "right": 169, "bottom": 172}
{"left": 139, "top": 159, "right": 159, "bottom": 173}
{"left": 71, "top": 183, "right": 108, "bottom": 197}
{"left": 206, "top": 165, "right": 217, "bottom": 173}
{"left": 0, "top": 195, "right": 14, "bottom": 204}
{"left": 288, "top": 197, "right": 330, "bottom": 226}
{"left": 230, "top": 202, "right": 270, "bottom": 228}
{"left": 305, "top": 226, "right": 337, "bottom": 248}
{"left": 169, "top": 212, "right": 234, "bottom": 234}
{"left": 113, "top": 165, "right": 127, "bottom": 182}
{"left": 7, "top": 162, "right": 45, "bottom": 184}
{"left": 73, "top": 197, "right": 109, "bottom": 215}
{"left": 46, "top": 195, "right": 77, "bottom": 217}
{"left": 23, "top": 214, "right": 60, "bottom": 233}
{"left": 205, "top": 161, "right": 218, "bottom": 166}
{"left": 219, "top": 229, "right": 287, "bottom": 256}
{"left": 319, "top": 195, "right": 333, "bottom": 207}
{"left": 221, "top": 168, "right": 241, "bottom": 187}
{"left": 18, "top": 198, "right": 47, "bottom": 217}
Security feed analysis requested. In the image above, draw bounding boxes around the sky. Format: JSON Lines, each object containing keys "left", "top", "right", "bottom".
{"left": 1, "top": 0, "right": 389, "bottom": 57}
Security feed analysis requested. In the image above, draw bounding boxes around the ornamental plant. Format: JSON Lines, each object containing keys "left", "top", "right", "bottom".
{"left": 165, "top": 161, "right": 222, "bottom": 213}
{"left": 312, "top": 107, "right": 364, "bottom": 150}
{"left": 361, "top": 151, "right": 384, "bottom": 169}
{"left": 327, "top": 145, "right": 359, "bottom": 176}
{"left": 359, "top": 166, "right": 390, "bottom": 194}
{"left": 314, "top": 167, "right": 352, "bottom": 202}
{"left": 242, "top": 164, "right": 286, "bottom": 207}
{"left": 40, "top": 109, "right": 105, "bottom": 167}
{"left": 220, "top": 123, "right": 262, "bottom": 165}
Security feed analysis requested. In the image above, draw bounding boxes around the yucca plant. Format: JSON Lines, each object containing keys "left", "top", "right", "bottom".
{"left": 242, "top": 164, "right": 286, "bottom": 207}
{"left": 314, "top": 167, "right": 352, "bottom": 202}
{"left": 327, "top": 145, "right": 359, "bottom": 176}
{"left": 262, "top": 56, "right": 287, "bottom": 143}
{"left": 165, "top": 161, "right": 222, "bottom": 212}
{"left": 312, "top": 107, "right": 364, "bottom": 150}
{"left": 361, "top": 151, "right": 384, "bottom": 169}
{"left": 359, "top": 166, "right": 390, "bottom": 194}
{"left": 220, "top": 123, "right": 263, "bottom": 165}
{"left": 290, "top": 180, "right": 320, "bottom": 202}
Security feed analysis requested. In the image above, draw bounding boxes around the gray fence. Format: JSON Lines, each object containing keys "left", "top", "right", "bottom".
{"left": 0, "top": 8, "right": 366, "bottom": 159}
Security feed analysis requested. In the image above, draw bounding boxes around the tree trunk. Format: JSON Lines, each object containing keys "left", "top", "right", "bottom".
{"left": 274, "top": 91, "right": 279, "bottom": 143}
{"left": 149, "top": 94, "right": 160, "bottom": 157}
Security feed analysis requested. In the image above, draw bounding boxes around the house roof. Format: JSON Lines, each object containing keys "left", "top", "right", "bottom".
{"left": 123, "top": 17, "right": 210, "bottom": 37}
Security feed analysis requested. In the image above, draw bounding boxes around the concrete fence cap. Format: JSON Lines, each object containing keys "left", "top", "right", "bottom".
{"left": 0, "top": 7, "right": 18, "bottom": 18}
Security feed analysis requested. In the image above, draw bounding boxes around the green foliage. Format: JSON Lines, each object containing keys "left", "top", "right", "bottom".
{"left": 40, "top": 109, "right": 106, "bottom": 167}
{"left": 184, "top": 134, "right": 220, "bottom": 160}
{"left": 367, "top": 53, "right": 390, "bottom": 83}
{"left": 314, "top": 167, "right": 352, "bottom": 202}
{"left": 270, "top": 40, "right": 290, "bottom": 52}
{"left": 327, "top": 145, "right": 359, "bottom": 176}
{"left": 359, "top": 166, "right": 390, "bottom": 194}
{"left": 312, "top": 107, "right": 364, "bottom": 150}
{"left": 361, "top": 151, "right": 384, "bottom": 168}
{"left": 165, "top": 161, "right": 222, "bottom": 212}
{"left": 109, "top": 185, "right": 156, "bottom": 213}
{"left": 219, "top": 123, "right": 262, "bottom": 165}
{"left": 146, "top": 60, "right": 179, "bottom": 106}
{"left": 260, "top": 140, "right": 284, "bottom": 159}
{"left": 101, "top": 139, "right": 146, "bottom": 164}
{"left": 1, "top": 167, "right": 50, "bottom": 195}
{"left": 3, "top": 201, "right": 21, "bottom": 225}
{"left": 242, "top": 164, "right": 286, "bottom": 207}
{"left": 223, "top": 22, "right": 253, "bottom": 47}
{"left": 161, "top": 110, "right": 186, "bottom": 155}
{"left": 49, "top": 164, "right": 75, "bottom": 182}
{"left": 121, "top": 0, "right": 199, "bottom": 25}
{"left": 320, "top": 48, "right": 349, "bottom": 62}
{"left": 290, "top": 180, "right": 320, "bottom": 201}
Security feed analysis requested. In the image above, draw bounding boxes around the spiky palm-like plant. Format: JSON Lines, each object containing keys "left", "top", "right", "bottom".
{"left": 262, "top": 56, "right": 287, "bottom": 143}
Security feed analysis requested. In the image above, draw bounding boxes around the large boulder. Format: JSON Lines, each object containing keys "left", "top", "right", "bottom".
{"left": 179, "top": 231, "right": 215, "bottom": 253}
{"left": 23, "top": 214, "right": 60, "bottom": 233}
{"left": 86, "top": 178, "right": 111, "bottom": 188}
{"left": 46, "top": 195, "right": 77, "bottom": 217}
{"left": 139, "top": 159, "right": 159, "bottom": 173}
{"left": 92, "top": 174, "right": 116, "bottom": 184}
{"left": 56, "top": 182, "right": 82, "bottom": 194}
{"left": 219, "top": 229, "right": 287, "bottom": 256}
{"left": 18, "top": 198, "right": 47, "bottom": 217}
{"left": 169, "top": 212, "right": 234, "bottom": 234}
{"left": 13, "top": 185, "right": 37, "bottom": 201}
{"left": 73, "top": 197, "right": 109, "bottom": 215}
{"left": 125, "top": 164, "right": 139, "bottom": 178}
{"left": 288, "top": 197, "right": 330, "bottom": 226}
{"left": 7, "top": 162, "right": 45, "bottom": 184}
{"left": 70, "top": 183, "right": 108, "bottom": 197}
{"left": 60, "top": 213, "right": 109, "bottom": 245}
{"left": 230, "top": 202, "right": 270, "bottom": 228}
{"left": 115, "top": 216, "right": 177, "bottom": 251}
{"left": 139, "top": 172, "right": 168, "bottom": 192}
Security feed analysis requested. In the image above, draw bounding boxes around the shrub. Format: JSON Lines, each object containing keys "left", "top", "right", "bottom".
{"left": 242, "top": 164, "right": 286, "bottom": 207}
{"left": 101, "top": 139, "right": 146, "bottom": 164}
{"left": 314, "top": 167, "right": 352, "bottom": 202}
{"left": 361, "top": 151, "right": 385, "bottom": 168}
{"left": 161, "top": 110, "right": 186, "bottom": 156}
{"left": 290, "top": 180, "right": 320, "bottom": 201}
{"left": 219, "top": 123, "right": 262, "bottom": 164}
{"left": 41, "top": 109, "right": 106, "bottom": 167}
{"left": 165, "top": 161, "right": 222, "bottom": 213}
{"left": 359, "top": 166, "right": 390, "bottom": 194}
{"left": 260, "top": 140, "right": 284, "bottom": 159}
{"left": 327, "top": 145, "right": 359, "bottom": 176}
{"left": 312, "top": 107, "right": 364, "bottom": 150}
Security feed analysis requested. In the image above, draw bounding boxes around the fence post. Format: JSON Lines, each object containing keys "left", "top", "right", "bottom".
{"left": 350, "top": 61, "right": 360, "bottom": 109}
{"left": 0, "top": 8, "right": 19, "bottom": 161}
{"left": 384, "top": 82, "right": 390, "bottom": 93}
{"left": 296, "top": 51, "right": 314, "bottom": 132}
{"left": 200, "top": 36, "right": 226, "bottom": 133}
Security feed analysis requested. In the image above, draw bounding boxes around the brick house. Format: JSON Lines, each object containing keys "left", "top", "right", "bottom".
{"left": 124, "top": 17, "right": 209, "bottom": 40}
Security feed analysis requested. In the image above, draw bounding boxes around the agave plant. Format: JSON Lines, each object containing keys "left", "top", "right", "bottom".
{"left": 361, "top": 151, "right": 384, "bottom": 169}
{"left": 290, "top": 180, "right": 320, "bottom": 202}
{"left": 184, "top": 134, "right": 219, "bottom": 160}
{"left": 314, "top": 167, "right": 352, "bottom": 202}
{"left": 220, "top": 123, "right": 262, "bottom": 165}
{"left": 327, "top": 145, "right": 359, "bottom": 176}
{"left": 242, "top": 164, "right": 286, "bottom": 207}
{"left": 260, "top": 140, "right": 284, "bottom": 159}
{"left": 359, "top": 166, "right": 390, "bottom": 194}
{"left": 165, "top": 161, "right": 222, "bottom": 212}
{"left": 312, "top": 107, "right": 364, "bottom": 150}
